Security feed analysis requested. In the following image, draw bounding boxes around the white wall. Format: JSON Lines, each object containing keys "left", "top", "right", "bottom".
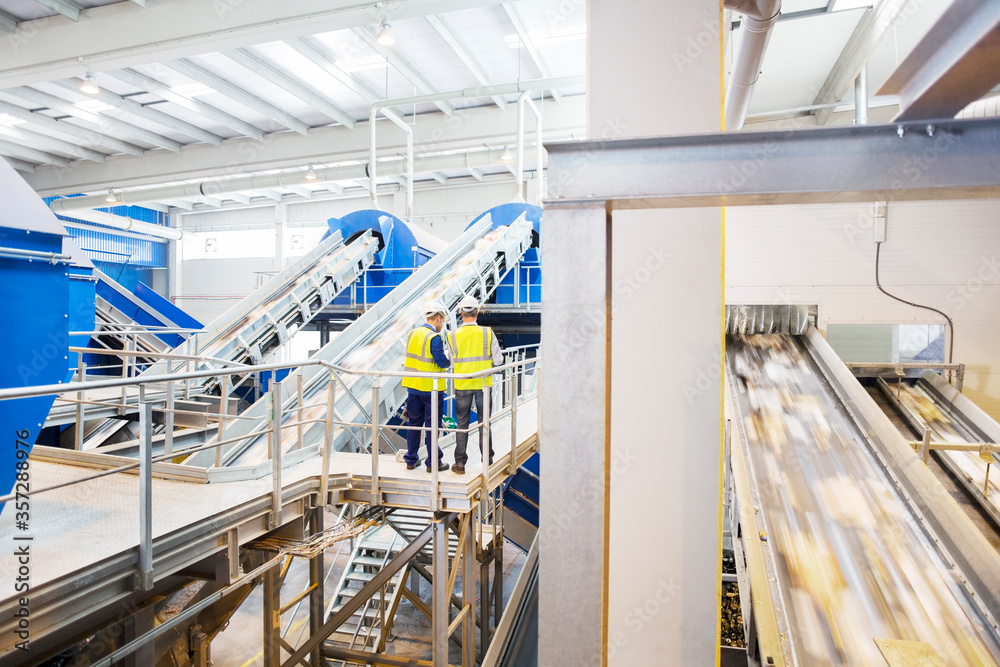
{"left": 726, "top": 199, "right": 1000, "bottom": 418}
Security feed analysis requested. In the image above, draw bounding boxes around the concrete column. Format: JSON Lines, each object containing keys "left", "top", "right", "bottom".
{"left": 539, "top": 2, "right": 723, "bottom": 665}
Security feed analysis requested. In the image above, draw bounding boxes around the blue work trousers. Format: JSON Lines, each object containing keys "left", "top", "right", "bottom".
{"left": 404, "top": 390, "right": 446, "bottom": 468}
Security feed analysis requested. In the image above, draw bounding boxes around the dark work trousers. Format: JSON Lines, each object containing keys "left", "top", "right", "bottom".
{"left": 454, "top": 389, "right": 495, "bottom": 467}
{"left": 404, "top": 389, "right": 446, "bottom": 468}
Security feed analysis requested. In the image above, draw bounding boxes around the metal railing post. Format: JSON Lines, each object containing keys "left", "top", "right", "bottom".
{"left": 75, "top": 358, "right": 85, "bottom": 451}
{"left": 430, "top": 386, "right": 440, "bottom": 512}
{"left": 371, "top": 378, "right": 381, "bottom": 506}
{"left": 296, "top": 372, "right": 304, "bottom": 450}
{"left": 320, "top": 379, "right": 335, "bottom": 507}
{"left": 216, "top": 373, "right": 228, "bottom": 467}
{"left": 271, "top": 380, "right": 283, "bottom": 528}
{"left": 483, "top": 382, "right": 492, "bottom": 467}
{"left": 509, "top": 369, "right": 517, "bottom": 473}
{"left": 164, "top": 361, "right": 175, "bottom": 458}
{"left": 138, "top": 400, "right": 154, "bottom": 591}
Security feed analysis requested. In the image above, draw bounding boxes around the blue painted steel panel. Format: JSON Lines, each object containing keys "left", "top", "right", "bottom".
{"left": 134, "top": 281, "right": 202, "bottom": 331}
{"left": 0, "top": 228, "right": 69, "bottom": 502}
{"left": 67, "top": 267, "right": 97, "bottom": 381}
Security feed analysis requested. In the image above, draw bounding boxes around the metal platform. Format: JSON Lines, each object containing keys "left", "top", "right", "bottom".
{"left": 0, "top": 397, "right": 537, "bottom": 662}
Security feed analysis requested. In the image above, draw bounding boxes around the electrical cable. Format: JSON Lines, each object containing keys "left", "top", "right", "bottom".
{"left": 875, "top": 241, "right": 954, "bottom": 363}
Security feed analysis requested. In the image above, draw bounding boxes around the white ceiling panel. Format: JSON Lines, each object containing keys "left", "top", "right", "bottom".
{"left": 745, "top": 8, "right": 865, "bottom": 115}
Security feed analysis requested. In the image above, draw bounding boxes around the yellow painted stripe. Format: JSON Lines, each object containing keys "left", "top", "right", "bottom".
{"left": 717, "top": 2, "right": 727, "bottom": 665}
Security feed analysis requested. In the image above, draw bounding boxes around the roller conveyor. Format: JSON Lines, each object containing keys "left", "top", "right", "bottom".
{"left": 727, "top": 331, "right": 1000, "bottom": 666}
{"left": 876, "top": 372, "right": 1000, "bottom": 530}
{"left": 185, "top": 213, "right": 534, "bottom": 468}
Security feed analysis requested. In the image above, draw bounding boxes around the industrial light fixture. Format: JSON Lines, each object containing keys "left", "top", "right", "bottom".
{"left": 499, "top": 145, "right": 514, "bottom": 163}
{"left": 105, "top": 189, "right": 118, "bottom": 204}
{"left": 305, "top": 166, "right": 318, "bottom": 181}
{"left": 376, "top": 20, "right": 395, "bottom": 47}
{"left": 80, "top": 72, "right": 100, "bottom": 95}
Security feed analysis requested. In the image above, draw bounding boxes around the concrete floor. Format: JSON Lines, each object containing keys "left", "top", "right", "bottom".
{"left": 209, "top": 507, "right": 527, "bottom": 666}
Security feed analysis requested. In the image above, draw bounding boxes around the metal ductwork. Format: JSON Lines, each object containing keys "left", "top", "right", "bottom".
{"left": 50, "top": 205, "right": 183, "bottom": 240}
{"left": 956, "top": 93, "right": 1000, "bottom": 119}
{"left": 47, "top": 151, "right": 538, "bottom": 214}
{"left": 725, "top": 0, "right": 782, "bottom": 131}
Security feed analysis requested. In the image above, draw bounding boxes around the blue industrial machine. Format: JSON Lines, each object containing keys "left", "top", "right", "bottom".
{"left": 0, "top": 160, "right": 86, "bottom": 500}
{"left": 325, "top": 209, "right": 447, "bottom": 311}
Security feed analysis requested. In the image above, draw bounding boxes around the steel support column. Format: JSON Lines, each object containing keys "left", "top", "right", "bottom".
{"left": 264, "top": 564, "right": 281, "bottom": 666}
{"left": 538, "top": 200, "right": 609, "bottom": 665}
{"left": 462, "top": 515, "right": 475, "bottom": 666}
{"left": 308, "top": 507, "right": 324, "bottom": 667}
{"left": 433, "top": 516, "right": 449, "bottom": 667}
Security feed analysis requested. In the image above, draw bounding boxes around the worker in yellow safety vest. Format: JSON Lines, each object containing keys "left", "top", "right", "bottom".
{"left": 402, "top": 301, "right": 451, "bottom": 472}
{"left": 447, "top": 295, "right": 502, "bottom": 474}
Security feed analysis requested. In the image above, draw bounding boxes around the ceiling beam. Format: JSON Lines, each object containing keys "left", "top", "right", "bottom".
{"left": 225, "top": 192, "right": 252, "bottom": 205}
{"left": 0, "top": 122, "right": 106, "bottom": 162}
{"left": 285, "top": 37, "right": 383, "bottom": 104}
{"left": 425, "top": 15, "right": 506, "bottom": 110}
{"left": 196, "top": 195, "right": 223, "bottom": 208}
{"left": 53, "top": 78, "right": 224, "bottom": 146}
{"left": 0, "top": 100, "right": 145, "bottom": 156}
{"left": 225, "top": 48, "right": 356, "bottom": 128}
{"left": 879, "top": 0, "right": 1000, "bottom": 122}
{"left": 429, "top": 172, "right": 447, "bottom": 184}
{"left": 257, "top": 189, "right": 284, "bottom": 202}
{"left": 35, "top": 0, "right": 82, "bottom": 22}
{"left": 0, "top": 138, "right": 71, "bottom": 167}
{"left": 0, "top": 9, "right": 18, "bottom": 33}
{"left": 285, "top": 185, "right": 314, "bottom": 199}
{"left": 109, "top": 68, "right": 266, "bottom": 141}
{"left": 160, "top": 198, "right": 194, "bottom": 211}
{"left": 812, "top": 0, "right": 914, "bottom": 125}
{"left": 323, "top": 182, "right": 345, "bottom": 195}
{"left": 137, "top": 201, "right": 169, "bottom": 214}
{"left": 22, "top": 96, "right": 585, "bottom": 195}
{"left": 467, "top": 166, "right": 484, "bottom": 181}
{"left": 2, "top": 86, "right": 183, "bottom": 152}
{"left": 501, "top": 3, "right": 563, "bottom": 103}
{"left": 0, "top": 0, "right": 510, "bottom": 88}
{"left": 353, "top": 27, "right": 456, "bottom": 117}
{"left": 166, "top": 58, "right": 310, "bottom": 135}
{"left": 2, "top": 156, "right": 35, "bottom": 172}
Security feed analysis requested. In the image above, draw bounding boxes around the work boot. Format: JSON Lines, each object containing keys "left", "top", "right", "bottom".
{"left": 426, "top": 462, "right": 450, "bottom": 472}
{"left": 452, "top": 465, "right": 465, "bottom": 475}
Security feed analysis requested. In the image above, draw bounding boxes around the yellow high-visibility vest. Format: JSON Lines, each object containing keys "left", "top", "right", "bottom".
{"left": 449, "top": 325, "right": 494, "bottom": 390}
{"left": 402, "top": 326, "right": 446, "bottom": 392}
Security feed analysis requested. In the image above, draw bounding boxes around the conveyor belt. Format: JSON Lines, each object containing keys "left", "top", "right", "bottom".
{"left": 727, "top": 333, "right": 1000, "bottom": 666}
{"left": 877, "top": 373, "right": 1000, "bottom": 530}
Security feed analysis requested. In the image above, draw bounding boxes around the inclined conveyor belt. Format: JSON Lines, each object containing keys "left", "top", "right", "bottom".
{"left": 877, "top": 372, "right": 1000, "bottom": 529}
{"left": 727, "top": 333, "right": 1000, "bottom": 666}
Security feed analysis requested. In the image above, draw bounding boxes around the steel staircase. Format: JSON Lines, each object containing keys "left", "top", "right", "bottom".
{"left": 323, "top": 525, "right": 410, "bottom": 661}
{"left": 502, "top": 453, "right": 539, "bottom": 553}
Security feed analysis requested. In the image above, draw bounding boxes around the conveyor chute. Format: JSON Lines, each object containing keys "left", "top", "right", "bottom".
{"left": 727, "top": 330, "right": 1000, "bottom": 666}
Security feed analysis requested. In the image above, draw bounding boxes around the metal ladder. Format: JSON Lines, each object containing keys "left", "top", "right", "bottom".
{"left": 323, "top": 526, "right": 410, "bottom": 662}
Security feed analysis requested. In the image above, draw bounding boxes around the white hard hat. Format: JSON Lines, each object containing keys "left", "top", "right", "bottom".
{"left": 458, "top": 295, "right": 480, "bottom": 312}
{"left": 422, "top": 301, "right": 447, "bottom": 319}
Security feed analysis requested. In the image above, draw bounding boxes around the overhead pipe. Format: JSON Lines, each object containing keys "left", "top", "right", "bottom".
{"left": 854, "top": 64, "right": 869, "bottom": 125}
{"left": 49, "top": 204, "right": 183, "bottom": 240}
{"left": 367, "top": 74, "right": 580, "bottom": 214}
{"left": 956, "top": 94, "right": 1000, "bottom": 119}
{"left": 515, "top": 91, "right": 544, "bottom": 204}
{"left": 724, "top": 0, "right": 782, "bottom": 131}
